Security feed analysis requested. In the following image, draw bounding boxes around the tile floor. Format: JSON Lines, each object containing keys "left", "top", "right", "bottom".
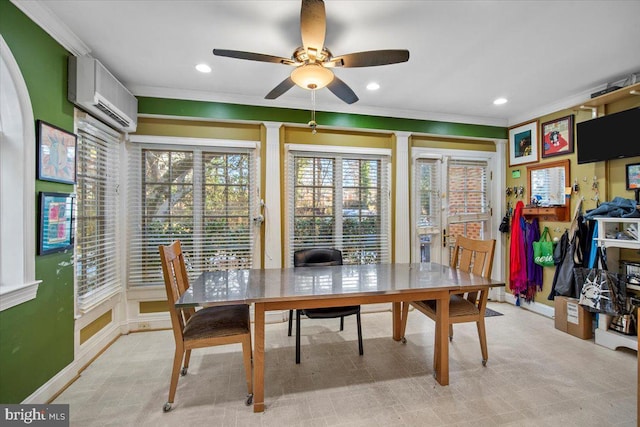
{"left": 53, "top": 302, "right": 637, "bottom": 426}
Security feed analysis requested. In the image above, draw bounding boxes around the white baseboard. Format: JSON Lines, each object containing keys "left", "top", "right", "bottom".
{"left": 504, "top": 293, "right": 555, "bottom": 319}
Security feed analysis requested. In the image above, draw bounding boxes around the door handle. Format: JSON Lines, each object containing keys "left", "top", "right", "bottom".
{"left": 442, "top": 229, "right": 447, "bottom": 247}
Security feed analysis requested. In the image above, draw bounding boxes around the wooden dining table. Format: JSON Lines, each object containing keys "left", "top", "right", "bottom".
{"left": 176, "top": 262, "right": 504, "bottom": 412}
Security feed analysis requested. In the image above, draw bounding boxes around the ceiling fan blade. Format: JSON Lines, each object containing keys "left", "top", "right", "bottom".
{"left": 213, "top": 49, "right": 296, "bottom": 65}
{"left": 265, "top": 77, "right": 296, "bottom": 100}
{"left": 332, "top": 50, "right": 410, "bottom": 68}
{"left": 327, "top": 76, "right": 359, "bottom": 104}
{"left": 300, "top": 0, "right": 326, "bottom": 57}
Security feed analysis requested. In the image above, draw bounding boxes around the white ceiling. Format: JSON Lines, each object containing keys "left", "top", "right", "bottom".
{"left": 15, "top": 0, "right": 640, "bottom": 127}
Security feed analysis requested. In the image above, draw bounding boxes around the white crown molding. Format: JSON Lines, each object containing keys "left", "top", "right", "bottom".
{"left": 507, "top": 85, "right": 606, "bottom": 127}
{"left": 10, "top": 0, "right": 91, "bottom": 56}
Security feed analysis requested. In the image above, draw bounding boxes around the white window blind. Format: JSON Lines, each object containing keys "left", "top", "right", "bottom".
{"left": 286, "top": 150, "right": 390, "bottom": 266}
{"left": 415, "top": 158, "right": 442, "bottom": 233}
{"left": 75, "top": 117, "right": 122, "bottom": 312}
{"left": 127, "top": 143, "right": 257, "bottom": 286}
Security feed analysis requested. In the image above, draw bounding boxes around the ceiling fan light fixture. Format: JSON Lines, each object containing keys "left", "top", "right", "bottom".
{"left": 291, "top": 64, "right": 334, "bottom": 90}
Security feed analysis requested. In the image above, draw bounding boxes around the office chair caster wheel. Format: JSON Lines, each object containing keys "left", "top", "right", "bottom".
{"left": 180, "top": 367, "right": 188, "bottom": 376}
{"left": 163, "top": 402, "right": 172, "bottom": 412}
{"left": 482, "top": 359, "right": 487, "bottom": 367}
{"left": 401, "top": 337, "right": 407, "bottom": 344}
{"left": 245, "top": 394, "right": 253, "bottom": 406}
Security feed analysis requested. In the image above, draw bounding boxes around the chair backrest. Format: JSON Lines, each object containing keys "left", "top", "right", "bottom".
{"left": 450, "top": 236, "right": 496, "bottom": 279}
{"left": 294, "top": 248, "right": 343, "bottom": 267}
{"left": 159, "top": 240, "right": 193, "bottom": 342}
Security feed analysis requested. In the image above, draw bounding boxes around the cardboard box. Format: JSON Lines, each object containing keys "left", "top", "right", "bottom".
{"left": 554, "top": 296, "right": 593, "bottom": 339}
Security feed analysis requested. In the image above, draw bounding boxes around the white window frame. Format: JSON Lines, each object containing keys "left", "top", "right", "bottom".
{"left": 411, "top": 146, "right": 500, "bottom": 274}
{"left": 127, "top": 135, "right": 261, "bottom": 287}
{"left": 283, "top": 144, "right": 392, "bottom": 267}
{"left": 0, "top": 35, "right": 40, "bottom": 311}
{"left": 74, "top": 113, "right": 123, "bottom": 313}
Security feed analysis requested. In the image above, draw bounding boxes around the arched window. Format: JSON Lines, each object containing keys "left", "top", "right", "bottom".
{"left": 0, "top": 35, "right": 40, "bottom": 311}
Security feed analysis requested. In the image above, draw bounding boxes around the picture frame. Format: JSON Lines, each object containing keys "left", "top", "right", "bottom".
{"left": 508, "top": 120, "right": 539, "bottom": 166}
{"left": 541, "top": 115, "right": 574, "bottom": 158}
{"left": 36, "top": 120, "right": 77, "bottom": 184}
{"left": 38, "top": 192, "right": 75, "bottom": 255}
{"left": 626, "top": 163, "right": 640, "bottom": 203}
{"left": 626, "top": 163, "right": 640, "bottom": 190}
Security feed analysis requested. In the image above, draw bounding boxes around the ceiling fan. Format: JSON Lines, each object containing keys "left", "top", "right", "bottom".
{"left": 213, "top": 0, "right": 410, "bottom": 104}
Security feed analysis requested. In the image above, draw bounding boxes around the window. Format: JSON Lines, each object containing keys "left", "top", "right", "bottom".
{"left": 286, "top": 149, "right": 390, "bottom": 265}
{"left": 75, "top": 115, "right": 122, "bottom": 312}
{"left": 0, "top": 35, "right": 39, "bottom": 311}
{"left": 415, "top": 158, "right": 441, "bottom": 262}
{"left": 128, "top": 143, "right": 257, "bottom": 286}
{"left": 413, "top": 153, "right": 491, "bottom": 264}
{"left": 446, "top": 159, "right": 490, "bottom": 242}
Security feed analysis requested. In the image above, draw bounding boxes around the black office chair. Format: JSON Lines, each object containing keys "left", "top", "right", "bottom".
{"left": 288, "top": 248, "right": 364, "bottom": 364}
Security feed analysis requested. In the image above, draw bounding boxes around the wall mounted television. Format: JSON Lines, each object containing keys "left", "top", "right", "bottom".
{"left": 576, "top": 107, "right": 640, "bottom": 164}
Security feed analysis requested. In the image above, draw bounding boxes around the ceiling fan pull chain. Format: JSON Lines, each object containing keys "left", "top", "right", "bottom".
{"left": 309, "top": 89, "right": 317, "bottom": 134}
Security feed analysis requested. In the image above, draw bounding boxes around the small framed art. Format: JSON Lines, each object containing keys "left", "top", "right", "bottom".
{"left": 36, "top": 120, "right": 77, "bottom": 184}
{"left": 39, "top": 192, "right": 75, "bottom": 255}
{"left": 541, "top": 115, "right": 574, "bottom": 158}
{"left": 509, "top": 120, "right": 538, "bottom": 166}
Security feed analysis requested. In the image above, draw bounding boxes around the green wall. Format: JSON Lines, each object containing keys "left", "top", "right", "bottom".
{"left": 0, "top": 0, "right": 75, "bottom": 403}
{"left": 138, "top": 97, "right": 508, "bottom": 140}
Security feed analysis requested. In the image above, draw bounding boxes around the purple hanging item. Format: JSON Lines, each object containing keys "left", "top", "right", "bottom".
{"left": 524, "top": 217, "right": 543, "bottom": 302}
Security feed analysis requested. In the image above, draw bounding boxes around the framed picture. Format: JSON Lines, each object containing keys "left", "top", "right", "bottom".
{"left": 509, "top": 120, "right": 538, "bottom": 166}
{"left": 36, "top": 120, "right": 77, "bottom": 184}
{"left": 541, "top": 115, "right": 574, "bottom": 158}
{"left": 627, "top": 163, "right": 640, "bottom": 203}
{"left": 39, "top": 192, "right": 75, "bottom": 255}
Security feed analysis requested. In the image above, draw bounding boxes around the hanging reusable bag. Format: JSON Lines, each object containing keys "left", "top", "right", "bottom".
{"left": 574, "top": 268, "right": 626, "bottom": 315}
{"left": 533, "top": 227, "right": 555, "bottom": 267}
{"left": 574, "top": 247, "right": 627, "bottom": 315}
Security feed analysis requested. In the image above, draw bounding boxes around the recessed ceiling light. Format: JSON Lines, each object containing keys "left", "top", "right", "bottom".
{"left": 195, "top": 63, "right": 212, "bottom": 73}
{"left": 493, "top": 97, "right": 508, "bottom": 105}
{"left": 366, "top": 82, "right": 380, "bottom": 91}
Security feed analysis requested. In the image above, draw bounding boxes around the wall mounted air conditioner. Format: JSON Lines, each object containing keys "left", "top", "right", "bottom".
{"left": 68, "top": 56, "right": 137, "bottom": 132}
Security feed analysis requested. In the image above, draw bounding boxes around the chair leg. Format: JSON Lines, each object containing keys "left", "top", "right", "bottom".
{"left": 241, "top": 334, "right": 253, "bottom": 395}
{"left": 340, "top": 316, "right": 344, "bottom": 331}
{"left": 356, "top": 312, "right": 363, "bottom": 356}
{"left": 182, "top": 349, "right": 192, "bottom": 375}
{"left": 400, "top": 302, "right": 410, "bottom": 343}
{"left": 288, "top": 309, "right": 293, "bottom": 336}
{"left": 166, "top": 346, "right": 184, "bottom": 410}
{"left": 295, "top": 309, "right": 301, "bottom": 364}
{"left": 449, "top": 324, "right": 454, "bottom": 342}
{"left": 477, "top": 318, "right": 488, "bottom": 366}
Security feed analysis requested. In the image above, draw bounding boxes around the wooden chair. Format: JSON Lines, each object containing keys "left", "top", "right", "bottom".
{"left": 158, "top": 241, "right": 253, "bottom": 412}
{"left": 400, "top": 236, "right": 496, "bottom": 366}
{"left": 288, "top": 248, "right": 363, "bottom": 364}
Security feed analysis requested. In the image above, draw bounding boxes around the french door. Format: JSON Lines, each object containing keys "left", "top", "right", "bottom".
{"left": 412, "top": 151, "right": 493, "bottom": 266}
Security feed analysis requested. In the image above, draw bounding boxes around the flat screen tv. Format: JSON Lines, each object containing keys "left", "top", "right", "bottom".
{"left": 576, "top": 107, "right": 640, "bottom": 164}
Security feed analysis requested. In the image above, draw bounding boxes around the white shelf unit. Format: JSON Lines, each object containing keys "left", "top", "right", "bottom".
{"left": 594, "top": 216, "right": 640, "bottom": 351}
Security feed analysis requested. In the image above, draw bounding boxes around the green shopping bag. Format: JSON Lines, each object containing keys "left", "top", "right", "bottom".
{"left": 533, "top": 227, "right": 555, "bottom": 267}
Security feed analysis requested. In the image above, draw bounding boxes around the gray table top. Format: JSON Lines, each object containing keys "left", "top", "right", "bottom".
{"left": 176, "top": 262, "right": 504, "bottom": 308}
